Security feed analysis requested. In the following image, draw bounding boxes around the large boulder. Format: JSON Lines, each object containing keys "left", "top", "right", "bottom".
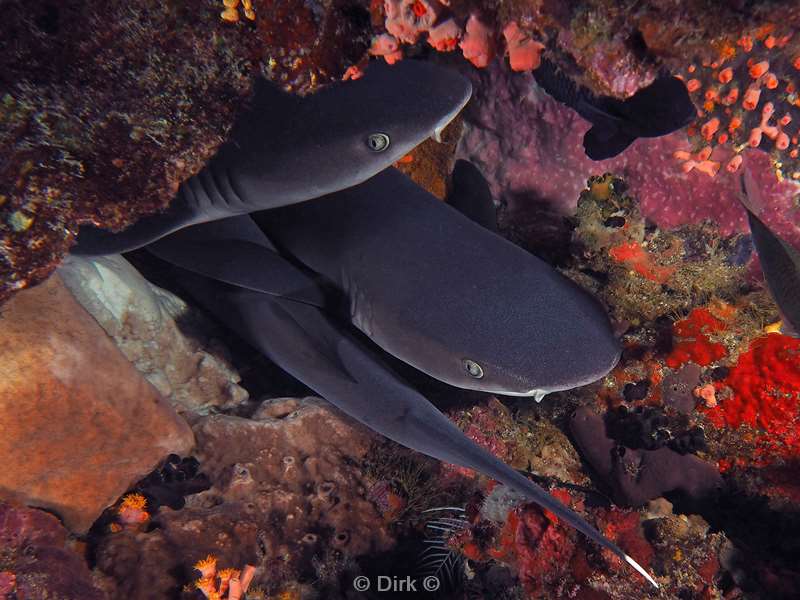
{"left": 0, "top": 275, "right": 194, "bottom": 532}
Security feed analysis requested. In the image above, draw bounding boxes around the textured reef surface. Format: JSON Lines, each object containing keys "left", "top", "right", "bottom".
{"left": 3, "top": 1, "right": 800, "bottom": 599}
{"left": 4, "top": 0, "right": 800, "bottom": 305}
{"left": 0, "top": 0, "right": 372, "bottom": 303}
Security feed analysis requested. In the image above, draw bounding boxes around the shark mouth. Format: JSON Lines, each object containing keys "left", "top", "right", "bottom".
{"left": 431, "top": 88, "right": 471, "bottom": 143}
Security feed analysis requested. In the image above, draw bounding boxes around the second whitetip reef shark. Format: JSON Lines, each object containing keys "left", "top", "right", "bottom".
{"left": 739, "top": 162, "right": 800, "bottom": 335}
{"left": 67, "top": 59, "right": 659, "bottom": 588}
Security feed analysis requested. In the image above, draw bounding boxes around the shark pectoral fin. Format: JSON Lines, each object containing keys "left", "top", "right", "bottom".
{"left": 445, "top": 159, "right": 498, "bottom": 232}
{"left": 263, "top": 297, "right": 359, "bottom": 385}
{"left": 70, "top": 199, "right": 197, "bottom": 257}
{"left": 148, "top": 237, "right": 327, "bottom": 308}
{"left": 583, "top": 127, "right": 636, "bottom": 161}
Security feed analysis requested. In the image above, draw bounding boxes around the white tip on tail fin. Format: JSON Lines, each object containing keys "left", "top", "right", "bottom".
{"left": 625, "top": 554, "right": 660, "bottom": 589}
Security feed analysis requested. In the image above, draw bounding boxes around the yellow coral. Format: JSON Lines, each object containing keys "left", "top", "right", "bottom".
{"left": 194, "top": 555, "right": 218, "bottom": 579}
{"left": 117, "top": 492, "right": 149, "bottom": 526}
{"left": 195, "top": 576, "right": 220, "bottom": 599}
{"left": 119, "top": 492, "right": 147, "bottom": 511}
{"left": 217, "top": 568, "right": 240, "bottom": 581}
{"left": 220, "top": 0, "right": 255, "bottom": 22}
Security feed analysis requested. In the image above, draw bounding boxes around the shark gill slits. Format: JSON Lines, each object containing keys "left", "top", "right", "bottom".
{"left": 463, "top": 359, "right": 484, "bottom": 378}
{"left": 366, "top": 132, "right": 390, "bottom": 152}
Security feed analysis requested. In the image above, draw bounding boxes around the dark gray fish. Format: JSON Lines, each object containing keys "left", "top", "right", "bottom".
{"left": 71, "top": 59, "right": 471, "bottom": 256}
{"left": 257, "top": 167, "right": 620, "bottom": 398}
{"left": 446, "top": 159, "right": 497, "bottom": 232}
{"left": 151, "top": 216, "right": 657, "bottom": 588}
{"left": 147, "top": 215, "right": 327, "bottom": 309}
{"left": 740, "top": 165, "right": 800, "bottom": 334}
{"left": 532, "top": 57, "right": 696, "bottom": 160}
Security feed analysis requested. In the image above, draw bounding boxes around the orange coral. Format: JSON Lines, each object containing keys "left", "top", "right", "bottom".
{"left": 193, "top": 557, "right": 256, "bottom": 600}
{"left": 117, "top": 492, "right": 149, "bottom": 527}
{"left": 502, "top": 22, "right": 544, "bottom": 72}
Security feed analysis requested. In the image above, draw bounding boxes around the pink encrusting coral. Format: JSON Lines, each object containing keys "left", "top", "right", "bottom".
{"left": 371, "top": 2, "right": 543, "bottom": 73}
{"left": 384, "top": 0, "right": 442, "bottom": 44}
{"left": 368, "top": 33, "right": 404, "bottom": 64}
{"left": 427, "top": 18, "right": 462, "bottom": 52}
{"left": 457, "top": 61, "right": 800, "bottom": 245}
{"left": 555, "top": 29, "right": 659, "bottom": 98}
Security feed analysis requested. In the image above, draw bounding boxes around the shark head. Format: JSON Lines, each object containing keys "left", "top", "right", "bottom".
{"left": 366, "top": 224, "right": 622, "bottom": 398}
{"left": 219, "top": 59, "right": 472, "bottom": 205}
{"left": 258, "top": 167, "right": 621, "bottom": 400}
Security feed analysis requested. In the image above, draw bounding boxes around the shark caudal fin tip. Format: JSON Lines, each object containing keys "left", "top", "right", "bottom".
{"left": 624, "top": 554, "right": 659, "bottom": 589}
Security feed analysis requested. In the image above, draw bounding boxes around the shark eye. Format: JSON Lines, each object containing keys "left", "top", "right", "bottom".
{"left": 463, "top": 359, "right": 484, "bottom": 379}
{"left": 366, "top": 133, "right": 390, "bottom": 152}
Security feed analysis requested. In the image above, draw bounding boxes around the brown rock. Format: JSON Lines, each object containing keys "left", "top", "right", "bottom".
{"left": 0, "top": 275, "right": 194, "bottom": 532}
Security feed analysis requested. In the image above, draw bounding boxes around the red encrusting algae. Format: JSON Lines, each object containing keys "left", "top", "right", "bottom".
{"left": 608, "top": 241, "right": 677, "bottom": 283}
{"left": 666, "top": 308, "right": 729, "bottom": 368}
{"left": 595, "top": 509, "right": 654, "bottom": 575}
{"left": 488, "top": 492, "right": 578, "bottom": 596}
{"left": 705, "top": 333, "right": 800, "bottom": 463}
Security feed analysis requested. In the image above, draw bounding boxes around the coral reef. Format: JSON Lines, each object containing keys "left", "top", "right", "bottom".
{"left": 7, "top": 5, "right": 800, "bottom": 595}
{"left": 457, "top": 60, "right": 800, "bottom": 249}
{"left": 449, "top": 472, "right": 725, "bottom": 598}
{"left": 92, "top": 397, "right": 394, "bottom": 598}
{"left": 0, "top": 275, "right": 194, "bottom": 532}
{"left": 394, "top": 114, "right": 464, "bottom": 200}
{"left": 704, "top": 333, "right": 800, "bottom": 467}
{"left": 679, "top": 24, "right": 800, "bottom": 181}
{"left": 191, "top": 556, "right": 257, "bottom": 600}
{"left": 570, "top": 406, "right": 723, "bottom": 507}
{"left": 0, "top": 502, "right": 106, "bottom": 599}
{"left": 566, "top": 174, "right": 746, "bottom": 325}
{"left": 369, "top": 0, "right": 800, "bottom": 99}
{"left": 0, "top": 0, "right": 372, "bottom": 304}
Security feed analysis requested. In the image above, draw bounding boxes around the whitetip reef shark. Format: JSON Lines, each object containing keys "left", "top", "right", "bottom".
{"left": 739, "top": 163, "right": 800, "bottom": 335}
{"left": 148, "top": 204, "right": 658, "bottom": 587}
{"left": 254, "top": 167, "right": 621, "bottom": 398}
{"left": 68, "top": 58, "right": 658, "bottom": 586}
{"left": 70, "top": 59, "right": 471, "bottom": 257}
{"left": 143, "top": 166, "right": 655, "bottom": 587}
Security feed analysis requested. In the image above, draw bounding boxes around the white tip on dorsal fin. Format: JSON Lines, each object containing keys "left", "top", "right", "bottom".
{"left": 738, "top": 161, "right": 766, "bottom": 216}
{"left": 625, "top": 554, "right": 660, "bottom": 589}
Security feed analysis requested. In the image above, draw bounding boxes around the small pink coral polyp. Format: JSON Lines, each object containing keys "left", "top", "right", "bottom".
{"left": 502, "top": 22, "right": 544, "bottom": 72}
